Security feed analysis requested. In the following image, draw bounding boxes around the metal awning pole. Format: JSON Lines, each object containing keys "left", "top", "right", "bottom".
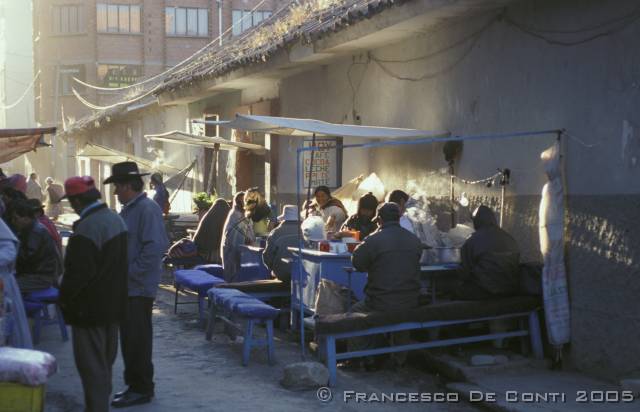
{"left": 296, "top": 145, "right": 306, "bottom": 359}
{"left": 304, "top": 133, "right": 316, "bottom": 219}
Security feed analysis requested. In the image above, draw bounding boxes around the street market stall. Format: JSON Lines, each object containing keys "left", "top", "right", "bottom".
{"left": 213, "top": 114, "right": 568, "bottom": 361}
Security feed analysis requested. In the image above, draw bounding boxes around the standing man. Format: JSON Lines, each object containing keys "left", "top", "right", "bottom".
{"left": 26, "top": 173, "right": 43, "bottom": 202}
{"left": 59, "top": 176, "right": 128, "bottom": 412}
{"left": 104, "top": 162, "right": 168, "bottom": 408}
{"left": 149, "top": 173, "right": 170, "bottom": 215}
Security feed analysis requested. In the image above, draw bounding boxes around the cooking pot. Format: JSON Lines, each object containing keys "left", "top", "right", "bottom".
{"left": 420, "top": 246, "right": 461, "bottom": 265}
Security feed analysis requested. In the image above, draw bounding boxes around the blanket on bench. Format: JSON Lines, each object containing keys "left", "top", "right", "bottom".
{"left": 315, "top": 296, "right": 541, "bottom": 335}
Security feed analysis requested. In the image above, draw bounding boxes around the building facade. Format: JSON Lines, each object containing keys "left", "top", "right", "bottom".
{"left": 33, "top": 0, "right": 282, "bottom": 180}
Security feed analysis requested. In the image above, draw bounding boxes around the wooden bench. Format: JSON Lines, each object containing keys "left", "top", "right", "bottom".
{"left": 205, "top": 288, "right": 280, "bottom": 366}
{"left": 315, "top": 296, "right": 543, "bottom": 386}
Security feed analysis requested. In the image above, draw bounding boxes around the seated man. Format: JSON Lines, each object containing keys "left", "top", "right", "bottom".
{"left": 350, "top": 202, "right": 422, "bottom": 367}
{"left": 7, "top": 199, "right": 61, "bottom": 292}
{"left": 454, "top": 205, "right": 520, "bottom": 300}
{"left": 262, "top": 205, "right": 301, "bottom": 283}
{"left": 352, "top": 202, "right": 422, "bottom": 311}
{"left": 27, "top": 198, "right": 62, "bottom": 253}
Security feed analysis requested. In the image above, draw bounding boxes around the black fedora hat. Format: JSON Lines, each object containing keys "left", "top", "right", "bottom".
{"left": 104, "top": 161, "right": 149, "bottom": 184}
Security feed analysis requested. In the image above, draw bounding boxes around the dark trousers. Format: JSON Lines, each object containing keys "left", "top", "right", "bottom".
{"left": 348, "top": 300, "right": 411, "bottom": 365}
{"left": 72, "top": 324, "right": 119, "bottom": 412}
{"left": 120, "top": 297, "right": 154, "bottom": 394}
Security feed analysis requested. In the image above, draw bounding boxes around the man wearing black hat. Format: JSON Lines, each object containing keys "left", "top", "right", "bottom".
{"left": 350, "top": 202, "right": 422, "bottom": 366}
{"left": 104, "top": 162, "right": 168, "bottom": 408}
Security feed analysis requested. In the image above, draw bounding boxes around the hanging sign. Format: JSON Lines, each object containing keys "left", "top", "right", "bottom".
{"left": 303, "top": 137, "right": 338, "bottom": 190}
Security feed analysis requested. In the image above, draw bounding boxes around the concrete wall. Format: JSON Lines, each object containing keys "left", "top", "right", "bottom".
{"left": 273, "top": 0, "right": 640, "bottom": 381}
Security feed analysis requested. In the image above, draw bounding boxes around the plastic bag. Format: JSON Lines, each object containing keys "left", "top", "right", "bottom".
{"left": 314, "top": 279, "right": 350, "bottom": 316}
{"left": 0, "top": 347, "right": 57, "bottom": 386}
{"left": 301, "top": 216, "right": 325, "bottom": 242}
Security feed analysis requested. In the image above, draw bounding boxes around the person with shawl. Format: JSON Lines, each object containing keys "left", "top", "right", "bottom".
{"left": 192, "top": 198, "right": 231, "bottom": 263}
{"left": 220, "top": 192, "right": 255, "bottom": 282}
{"left": 339, "top": 192, "right": 379, "bottom": 239}
{"left": 313, "top": 185, "right": 348, "bottom": 235}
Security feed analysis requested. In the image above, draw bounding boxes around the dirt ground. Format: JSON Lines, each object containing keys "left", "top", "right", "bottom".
{"left": 37, "top": 271, "right": 480, "bottom": 412}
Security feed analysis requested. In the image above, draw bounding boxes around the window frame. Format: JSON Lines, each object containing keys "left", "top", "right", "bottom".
{"left": 165, "top": 6, "right": 209, "bottom": 38}
{"left": 97, "top": 3, "right": 142, "bottom": 34}
{"left": 231, "top": 9, "right": 271, "bottom": 37}
{"left": 51, "top": 4, "right": 85, "bottom": 35}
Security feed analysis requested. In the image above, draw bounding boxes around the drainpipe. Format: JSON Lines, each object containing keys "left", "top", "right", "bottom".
{"left": 217, "top": 0, "right": 223, "bottom": 46}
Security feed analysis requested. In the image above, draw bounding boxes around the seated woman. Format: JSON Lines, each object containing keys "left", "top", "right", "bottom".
{"left": 313, "top": 185, "right": 348, "bottom": 235}
{"left": 192, "top": 198, "right": 231, "bottom": 263}
{"left": 6, "top": 199, "right": 61, "bottom": 292}
{"left": 339, "top": 192, "right": 379, "bottom": 239}
{"left": 244, "top": 188, "right": 271, "bottom": 238}
{"left": 220, "top": 192, "right": 255, "bottom": 282}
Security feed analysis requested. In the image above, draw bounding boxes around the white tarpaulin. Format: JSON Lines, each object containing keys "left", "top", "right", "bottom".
{"left": 539, "top": 142, "right": 571, "bottom": 353}
{"left": 145, "top": 130, "right": 267, "bottom": 154}
{"left": 77, "top": 143, "right": 180, "bottom": 174}
{"left": 0, "top": 128, "right": 55, "bottom": 164}
{"left": 195, "top": 114, "right": 450, "bottom": 139}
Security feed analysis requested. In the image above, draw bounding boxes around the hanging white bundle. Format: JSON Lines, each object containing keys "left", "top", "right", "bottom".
{"left": 539, "top": 142, "right": 571, "bottom": 352}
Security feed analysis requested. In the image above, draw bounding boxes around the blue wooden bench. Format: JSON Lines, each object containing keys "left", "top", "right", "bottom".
{"left": 205, "top": 288, "right": 280, "bottom": 366}
{"left": 173, "top": 268, "right": 224, "bottom": 323}
{"left": 315, "top": 296, "right": 543, "bottom": 386}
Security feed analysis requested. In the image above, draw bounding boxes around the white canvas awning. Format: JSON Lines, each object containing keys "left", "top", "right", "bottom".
{"left": 77, "top": 143, "right": 180, "bottom": 174}
{"left": 0, "top": 127, "right": 55, "bottom": 163}
{"left": 194, "top": 114, "right": 450, "bottom": 139}
{"left": 144, "top": 131, "right": 266, "bottom": 154}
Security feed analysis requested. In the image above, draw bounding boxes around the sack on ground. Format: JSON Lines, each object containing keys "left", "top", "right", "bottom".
{"left": 314, "top": 279, "right": 351, "bottom": 316}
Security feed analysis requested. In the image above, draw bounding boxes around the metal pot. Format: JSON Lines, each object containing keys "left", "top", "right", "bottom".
{"left": 420, "top": 247, "right": 461, "bottom": 265}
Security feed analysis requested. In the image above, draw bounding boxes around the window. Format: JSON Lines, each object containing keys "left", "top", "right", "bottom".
{"left": 232, "top": 10, "right": 271, "bottom": 36}
{"left": 59, "top": 65, "right": 85, "bottom": 96}
{"left": 97, "top": 4, "right": 142, "bottom": 34}
{"left": 165, "top": 7, "right": 208, "bottom": 37}
{"left": 52, "top": 5, "right": 85, "bottom": 34}
{"left": 97, "top": 64, "right": 143, "bottom": 88}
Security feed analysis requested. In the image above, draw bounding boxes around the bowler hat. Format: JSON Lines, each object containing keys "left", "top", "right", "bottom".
{"left": 104, "top": 161, "right": 149, "bottom": 184}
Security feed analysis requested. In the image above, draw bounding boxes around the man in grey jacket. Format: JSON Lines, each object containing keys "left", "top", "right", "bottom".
{"left": 262, "top": 205, "right": 301, "bottom": 282}
{"left": 105, "top": 162, "right": 169, "bottom": 408}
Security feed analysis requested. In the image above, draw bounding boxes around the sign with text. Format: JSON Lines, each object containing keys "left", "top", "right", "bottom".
{"left": 303, "top": 138, "right": 338, "bottom": 190}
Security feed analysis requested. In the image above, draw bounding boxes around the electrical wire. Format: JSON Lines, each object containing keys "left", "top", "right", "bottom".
{"left": 71, "top": 82, "right": 162, "bottom": 111}
{"left": 369, "top": 14, "right": 497, "bottom": 82}
{"left": 503, "top": 10, "right": 640, "bottom": 46}
{"left": 72, "top": 0, "right": 271, "bottom": 92}
{"left": 563, "top": 131, "right": 600, "bottom": 148}
{"left": 372, "top": 14, "right": 499, "bottom": 64}
{"left": 0, "top": 70, "right": 40, "bottom": 110}
{"left": 505, "top": 6, "right": 640, "bottom": 34}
